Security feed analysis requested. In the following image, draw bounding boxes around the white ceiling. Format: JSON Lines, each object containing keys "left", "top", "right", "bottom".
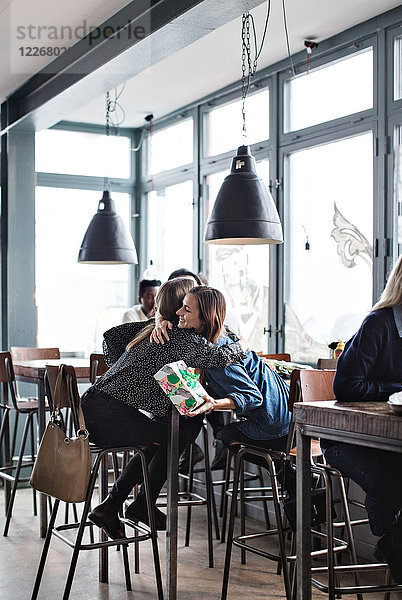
{"left": 1, "top": 0, "right": 400, "bottom": 128}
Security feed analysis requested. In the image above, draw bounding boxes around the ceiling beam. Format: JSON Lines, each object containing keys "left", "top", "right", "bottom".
{"left": 2, "top": 0, "right": 263, "bottom": 133}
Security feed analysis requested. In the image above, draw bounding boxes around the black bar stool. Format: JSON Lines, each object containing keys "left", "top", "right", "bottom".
{"left": 31, "top": 364, "right": 164, "bottom": 600}
{"left": 0, "top": 351, "right": 39, "bottom": 536}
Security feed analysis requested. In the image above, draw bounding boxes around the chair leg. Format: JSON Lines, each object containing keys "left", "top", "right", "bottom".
{"left": 3, "top": 412, "right": 33, "bottom": 536}
{"left": 138, "top": 449, "right": 164, "bottom": 600}
{"left": 257, "top": 465, "right": 271, "bottom": 530}
{"left": 321, "top": 469, "right": 336, "bottom": 600}
{"left": 185, "top": 444, "right": 194, "bottom": 547}
{"left": 133, "top": 483, "right": 140, "bottom": 574}
{"left": 221, "top": 451, "right": 242, "bottom": 600}
{"left": 220, "top": 448, "right": 231, "bottom": 518}
{"left": 30, "top": 416, "right": 37, "bottom": 516}
{"left": 202, "top": 423, "right": 214, "bottom": 568}
{"left": 338, "top": 475, "right": 363, "bottom": 600}
{"left": 10, "top": 411, "right": 19, "bottom": 462}
{"left": 0, "top": 409, "right": 11, "bottom": 512}
{"left": 240, "top": 462, "right": 246, "bottom": 564}
{"left": 62, "top": 456, "right": 103, "bottom": 600}
{"left": 121, "top": 543, "right": 132, "bottom": 591}
{"left": 220, "top": 450, "right": 233, "bottom": 544}
{"left": 267, "top": 456, "right": 292, "bottom": 600}
{"left": 31, "top": 499, "right": 61, "bottom": 600}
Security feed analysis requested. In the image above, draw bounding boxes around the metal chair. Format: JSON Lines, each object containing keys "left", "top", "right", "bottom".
{"left": 298, "top": 368, "right": 401, "bottom": 598}
{"left": 0, "top": 351, "right": 39, "bottom": 536}
{"left": 31, "top": 364, "right": 163, "bottom": 600}
{"left": 89, "top": 352, "right": 108, "bottom": 384}
{"left": 220, "top": 368, "right": 349, "bottom": 600}
{"left": 220, "top": 353, "right": 294, "bottom": 545}
{"left": 221, "top": 444, "right": 292, "bottom": 600}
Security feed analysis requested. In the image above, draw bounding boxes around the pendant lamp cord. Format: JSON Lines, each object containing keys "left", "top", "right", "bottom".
{"left": 282, "top": 0, "right": 296, "bottom": 77}
{"left": 241, "top": 1, "right": 271, "bottom": 140}
{"left": 103, "top": 84, "right": 126, "bottom": 192}
{"left": 104, "top": 91, "right": 111, "bottom": 192}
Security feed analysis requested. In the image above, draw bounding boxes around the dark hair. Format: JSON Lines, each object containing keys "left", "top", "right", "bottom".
{"left": 168, "top": 268, "right": 202, "bottom": 285}
{"left": 157, "top": 278, "right": 195, "bottom": 323}
{"left": 188, "top": 286, "right": 226, "bottom": 344}
{"left": 138, "top": 279, "right": 161, "bottom": 297}
{"left": 126, "top": 278, "right": 195, "bottom": 350}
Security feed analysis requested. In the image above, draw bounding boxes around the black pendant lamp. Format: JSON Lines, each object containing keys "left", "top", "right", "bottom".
{"left": 204, "top": 8, "right": 283, "bottom": 246}
{"left": 78, "top": 190, "right": 138, "bottom": 264}
{"left": 204, "top": 145, "right": 283, "bottom": 245}
{"left": 78, "top": 90, "right": 138, "bottom": 265}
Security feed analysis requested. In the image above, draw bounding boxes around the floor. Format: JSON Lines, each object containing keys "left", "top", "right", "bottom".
{"left": 0, "top": 487, "right": 400, "bottom": 600}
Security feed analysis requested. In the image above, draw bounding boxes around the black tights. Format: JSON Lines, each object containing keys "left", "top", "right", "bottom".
{"left": 82, "top": 388, "right": 202, "bottom": 505}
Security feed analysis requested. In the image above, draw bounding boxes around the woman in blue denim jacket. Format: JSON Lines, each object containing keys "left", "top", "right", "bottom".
{"left": 175, "top": 286, "right": 295, "bottom": 493}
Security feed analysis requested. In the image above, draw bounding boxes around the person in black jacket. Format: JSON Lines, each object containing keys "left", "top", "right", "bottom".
{"left": 82, "top": 277, "right": 245, "bottom": 539}
{"left": 323, "top": 255, "right": 402, "bottom": 583}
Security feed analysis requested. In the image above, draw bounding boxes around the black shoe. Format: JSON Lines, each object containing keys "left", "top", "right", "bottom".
{"left": 88, "top": 496, "right": 125, "bottom": 540}
{"left": 211, "top": 439, "right": 228, "bottom": 470}
{"left": 373, "top": 526, "right": 402, "bottom": 584}
{"left": 178, "top": 443, "right": 204, "bottom": 474}
{"left": 125, "top": 497, "right": 167, "bottom": 531}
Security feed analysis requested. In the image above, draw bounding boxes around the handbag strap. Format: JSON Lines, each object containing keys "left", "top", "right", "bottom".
{"left": 76, "top": 405, "right": 89, "bottom": 438}
{"left": 52, "top": 364, "right": 70, "bottom": 410}
{"left": 51, "top": 365, "right": 89, "bottom": 438}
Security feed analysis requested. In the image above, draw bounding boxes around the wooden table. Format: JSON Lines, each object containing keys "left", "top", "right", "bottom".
{"left": 14, "top": 358, "right": 91, "bottom": 537}
{"left": 294, "top": 400, "right": 402, "bottom": 600}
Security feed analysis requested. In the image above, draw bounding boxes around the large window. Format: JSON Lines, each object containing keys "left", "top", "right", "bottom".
{"left": 205, "top": 89, "right": 269, "bottom": 157}
{"left": 149, "top": 119, "right": 193, "bottom": 174}
{"left": 395, "top": 35, "right": 402, "bottom": 101}
{"left": 205, "top": 161, "right": 270, "bottom": 352}
{"left": 147, "top": 180, "right": 194, "bottom": 280}
{"left": 396, "top": 125, "right": 402, "bottom": 255}
{"left": 284, "top": 133, "right": 373, "bottom": 363}
{"left": 285, "top": 49, "right": 373, "bottom": 132}
{"left": 35, "top": 187, "right": 130, "bottom": 355}
{"left": 35, "top": 129, "right": 131, "bottom": 178}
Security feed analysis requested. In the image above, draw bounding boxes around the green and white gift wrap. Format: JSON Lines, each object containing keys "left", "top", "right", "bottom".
{"left": 154, "top": 360, "right": 206, "bottom": 415}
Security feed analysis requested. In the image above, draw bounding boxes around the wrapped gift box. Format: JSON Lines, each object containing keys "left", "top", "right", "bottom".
{"left": 154, "top": 360, "right": 206, "bottom": 415}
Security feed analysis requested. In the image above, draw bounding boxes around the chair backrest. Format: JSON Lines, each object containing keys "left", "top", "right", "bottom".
{"left": 288, "top": 369, "right": 301, "bottom": 413}
{"left": 299, "top": 369, "right": 336, "bottom": 403}
{"left": 258, "top": 352, "right": 291, "bottom": 362}
{"left": 0, "top": 351, "right": 21, "bottom": 409}
{"left": 11, "top": 347, "right": 60, "bottom": 361}
{"left": 317, "top": 358, "right": 338, "bottom": 370}
{"left": 89, "top": 353, "right": 108, "bottom": 384}
{"left": 286, "top": 369, "right": 336, "bottom": 455}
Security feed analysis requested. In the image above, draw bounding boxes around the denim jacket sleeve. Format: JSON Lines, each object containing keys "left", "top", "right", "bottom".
{"left": 206, "top": 362, "right": 264, "bottom": 415}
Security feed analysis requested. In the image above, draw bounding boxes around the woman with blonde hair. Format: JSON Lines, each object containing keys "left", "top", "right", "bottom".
{"left": 324, "top": 256, "right": 402, "bottom": 583}
{"left": 81, "top": 277, "right": 244, "bottom": 539}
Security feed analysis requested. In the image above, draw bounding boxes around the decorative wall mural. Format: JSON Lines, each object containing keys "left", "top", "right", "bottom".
{"left": 331, "top": 202, "right": 372, "bottom": 268}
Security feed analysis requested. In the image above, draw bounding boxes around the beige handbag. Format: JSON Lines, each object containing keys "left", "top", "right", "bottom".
{"left": 30, "top": 365, "right": 91, "bottom": 503}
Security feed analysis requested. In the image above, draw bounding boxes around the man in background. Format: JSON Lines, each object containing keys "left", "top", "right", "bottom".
{"left": 122, "top": 279, "right": 161, "bottom": 323}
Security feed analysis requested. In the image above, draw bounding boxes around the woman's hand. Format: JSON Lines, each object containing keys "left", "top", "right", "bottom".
{"left": 187, "top": 392, "right": 217, "bottom": 416}
{"left": 150, "top": 316, "right": 173, "bottom": 344}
